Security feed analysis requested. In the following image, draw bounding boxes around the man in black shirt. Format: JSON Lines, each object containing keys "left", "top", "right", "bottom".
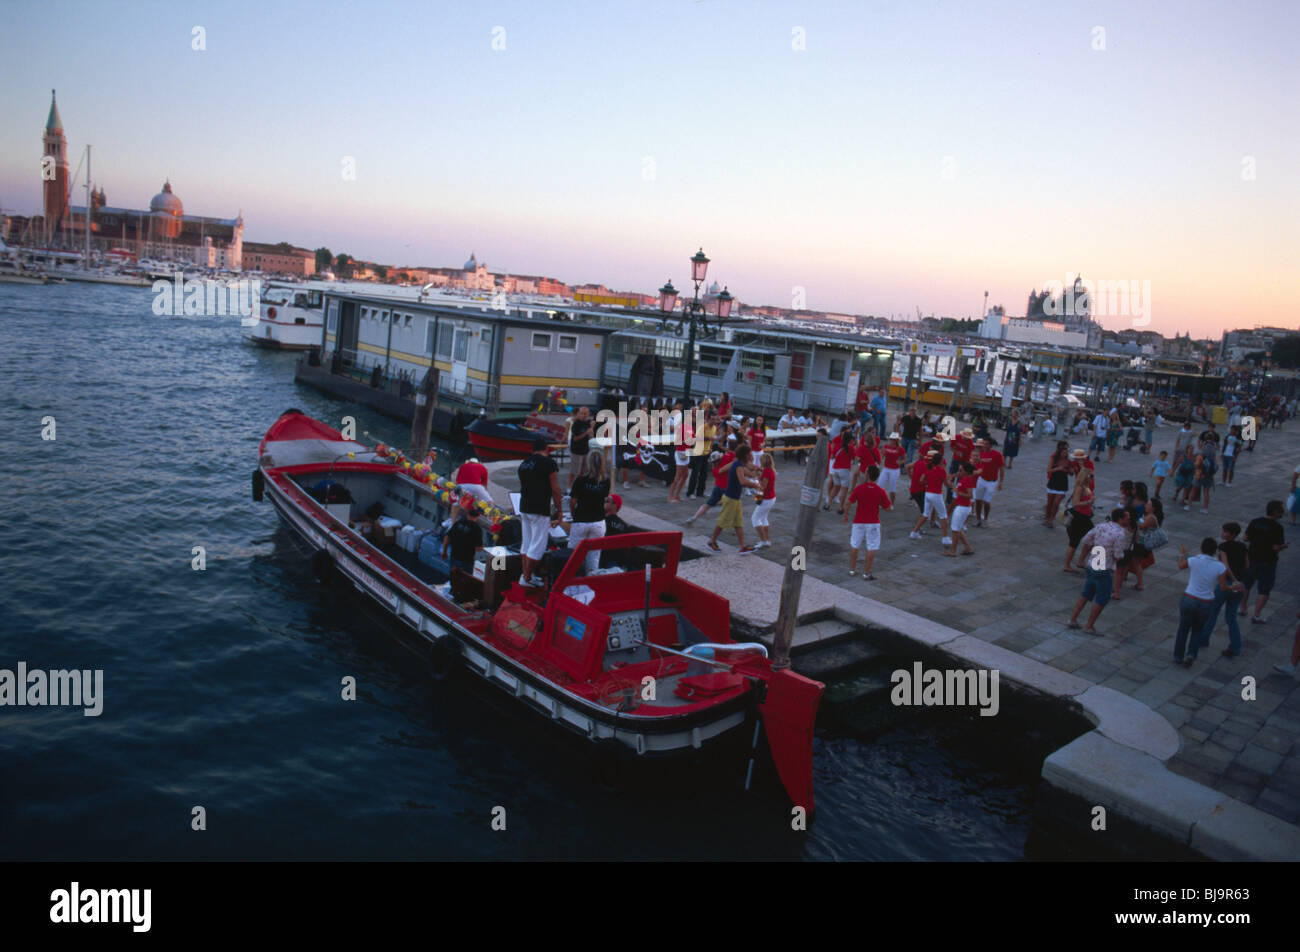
{"left": 1242, "top": 501, "right": 1288, "bottom": 624}
{"left": 442, "top": 505, "right": 481, "bottom": 574}
{"left": 1198, "top": 422, "right": 1220, "bottom": 448}
{"left": 898, "top": 406, "right": 923, "bottom": 463}
{"left": 567, "top": 406, "right": 593, "bottom": 490}
{"left": 1198, "top": 521, "right": 1249, "bottom": 657}
{"left": 517, "top": 436, "right": 562, "bottom": 587}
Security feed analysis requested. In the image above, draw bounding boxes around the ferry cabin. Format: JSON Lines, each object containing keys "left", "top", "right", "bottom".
{"left": 601, "top": 318, "right": 896, "bottom": 417}
{"left": 317, "top": 291, "right": 615, "bottom": 416}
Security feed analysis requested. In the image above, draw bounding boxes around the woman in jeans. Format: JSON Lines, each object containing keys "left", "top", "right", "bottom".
{"left": 1174, "top": 537, "right": 1245, "bottom": 665}
{"left": 686, "top": 412, "right": 717, "bottom": 499}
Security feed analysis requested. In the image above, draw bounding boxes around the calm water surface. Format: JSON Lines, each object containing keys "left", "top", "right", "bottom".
{"left": 0, "top": 283, "right": 1060, "bottom": 860}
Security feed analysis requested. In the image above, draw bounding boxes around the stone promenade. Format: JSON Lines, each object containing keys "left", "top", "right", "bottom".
{"left": 487, "top": 412, "right": 1300, "bottom": 853}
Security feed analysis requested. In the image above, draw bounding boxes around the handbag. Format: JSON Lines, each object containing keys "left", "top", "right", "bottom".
{"left": 1139, "top": 525, "right": 1170, "bottom": 550}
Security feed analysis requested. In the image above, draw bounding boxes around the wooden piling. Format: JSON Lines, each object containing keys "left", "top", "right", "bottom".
{"left": 771, "top": 431, "right": 830, "bottom": 670}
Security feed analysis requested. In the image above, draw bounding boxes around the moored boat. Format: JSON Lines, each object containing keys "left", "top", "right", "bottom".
{"left": 465, "top": 412, "right": 570, "bottom": 460}
{"left": 254, "top": 409, "right": 825, "bottom": 810}
{"left": 245, "top": 286, "right": 324, "bottom": 350}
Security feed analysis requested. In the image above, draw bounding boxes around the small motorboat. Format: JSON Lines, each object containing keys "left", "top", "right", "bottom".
{"left": 465, "top": 412, "right": 570, "bottom": 460}
{"left": 254, "top": 409, "right": 824, "bottom": 810}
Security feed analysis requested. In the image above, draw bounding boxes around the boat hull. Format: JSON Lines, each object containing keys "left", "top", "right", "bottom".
{"left": 261, "top": 469, "right": 753, "bottom": 758}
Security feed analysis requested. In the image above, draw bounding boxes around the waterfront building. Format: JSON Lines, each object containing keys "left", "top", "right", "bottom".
{"left": 241, "top": 242, "right": 316, "bottom": 276}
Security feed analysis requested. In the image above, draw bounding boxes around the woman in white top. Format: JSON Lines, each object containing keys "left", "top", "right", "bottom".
{"left": 1174, "top": 537, "right": 1243, "bottom": 665}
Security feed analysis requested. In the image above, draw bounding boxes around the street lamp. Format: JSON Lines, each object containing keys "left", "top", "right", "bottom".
{"left": 659, "top": 248, "right": 732, "bottom": 404}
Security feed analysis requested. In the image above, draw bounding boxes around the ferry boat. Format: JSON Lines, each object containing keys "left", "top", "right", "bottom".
{"left": 245, "top": 286, "right": 324, "bottom": 350}
{"left": 253, "top": 409, "right": 824, "bottom": 810}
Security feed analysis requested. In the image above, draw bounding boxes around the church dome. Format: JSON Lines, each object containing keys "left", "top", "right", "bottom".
{"left": 463, "top": 251, "right": 478, "bottom": 271}
{"left": 150, "top": 180, "right": 183, "bottom": 218}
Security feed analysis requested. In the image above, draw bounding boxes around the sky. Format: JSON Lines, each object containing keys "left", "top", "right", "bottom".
{"left": 1, "top": 0, "right": 1296, "bottom": 335}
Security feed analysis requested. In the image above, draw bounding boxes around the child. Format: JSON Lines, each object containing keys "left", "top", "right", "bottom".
{"left": 946, "top": 461, "right": 977, "bottom": 556}
{"left": 750, "top": 452, "right": 777, "bottom": 549}
{"left": 1150, "top": 450, "right": 1171, "bottom": 498}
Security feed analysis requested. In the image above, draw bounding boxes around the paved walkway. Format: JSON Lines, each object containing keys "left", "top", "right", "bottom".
{"left": 650, "top": 420, "right": 1297, "bottom": 825}
{"left": 488, "top": 414, "right": 1300, "bottom": 838}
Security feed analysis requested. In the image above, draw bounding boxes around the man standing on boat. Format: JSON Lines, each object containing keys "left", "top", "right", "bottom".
{"left": 518, "top": 436, "right": 562, "bottom": 587}
{"left": 567, "top": 405, "right": 593, "bottom": 491}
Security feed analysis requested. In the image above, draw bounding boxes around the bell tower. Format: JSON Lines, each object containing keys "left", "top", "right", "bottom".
{"left": 42, "top": 89, "right": 70, "bottom": 243}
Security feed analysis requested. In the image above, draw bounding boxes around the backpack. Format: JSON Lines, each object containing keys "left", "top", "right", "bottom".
{"left": 1200, "top": 454, "right": 1216, "bottom": 477}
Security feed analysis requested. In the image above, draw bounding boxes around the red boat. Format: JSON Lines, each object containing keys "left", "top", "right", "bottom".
{"left": 254, "top": 410, "right": 824, "bottom": 811}
{"left": 465, "top": 412, "right": 570, "bottom": 461}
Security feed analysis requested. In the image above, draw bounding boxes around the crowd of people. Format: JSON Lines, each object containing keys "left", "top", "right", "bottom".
{"left": 496, "top": 383, "right": 1298, "bottom": 677}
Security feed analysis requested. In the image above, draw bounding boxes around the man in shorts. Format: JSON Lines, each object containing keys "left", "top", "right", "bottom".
{"left": 517, "top": 436, "right": 562, "bottom": 587}
{"left": 972, "top": 437, "right": 1004, "bottom": 527}
{"left": 845, "top": 464, "right": 891, "bottom": 580}
{"left": 1242, "top": 501, "right": 1288, "bottom": 624}
{"left": 1090, "top": 410, "right": 1109, "bottom": 461}
{"left": 1067, "top": 508, "right": 1132, "bottom": 633}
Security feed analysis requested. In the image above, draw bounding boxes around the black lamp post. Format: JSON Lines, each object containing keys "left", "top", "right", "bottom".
{"left": 658, "top": 248, "right": 733, "bottom": 405}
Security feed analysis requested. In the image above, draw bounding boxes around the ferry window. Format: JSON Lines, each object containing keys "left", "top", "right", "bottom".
{"left": 454, "top": 329, "right": 470, "bottom": 362}
{"left": 480, "top": 328, "right": 493, "bottom": 349}
{"left": 425, "top": 322, "right": 436, "bottom": 354}
{"left": 327, "top": 311, "right": 338, "bottom": 333}
{"left": 438, "top": 324, "right": 454, "bottom": 357}
{"left": 558, "top": 334, "right": 578, "bottom": 353}
{"left": 403, "top": 314, "right": 413, "bottom": 327}
{"left": 531, "top": 332, "right": 552, "bottom": 351}
{"left": 828, "top": 358, "right": 846, "bottom": 382}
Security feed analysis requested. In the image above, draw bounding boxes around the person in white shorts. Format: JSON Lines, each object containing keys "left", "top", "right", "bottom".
{"left": 910, "top": 450, "right": 953, "bottom": 545}
{"left": 877, "top": 432, "right": 905, "bottom": 501}
{"left": 516, "top": 436, "right": 562, "bottom": 586}
{"left": 971, "top": 437, "right": 1005, "bottom": 527}
{"left": 750, "top": 452, "right": 777, "bottom": 548}
{"left": 844, "top": 464, "right": 892, "bottom": 580}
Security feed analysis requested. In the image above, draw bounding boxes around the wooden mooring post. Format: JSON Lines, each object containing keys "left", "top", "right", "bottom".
{"left": 771, "top": 430, "right": 830, "bottom": 670}
{"left": 408, "top": 366, "right": 440, "bottom": 459}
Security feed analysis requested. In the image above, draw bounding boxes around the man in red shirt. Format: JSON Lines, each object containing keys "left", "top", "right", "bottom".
{"left": 910, "top": 450, "right": 953, "bottom": 544}
{"left": 878, "top": 432, "right": 906, "bottom": 503}
{"left": 917, "top": 428, "right": 944, "bottom": 463}
{"left": 844, "top": 464, "right": 892, "bottom": 580}
{"left": 972, "top": 437, "right": 1005, "bottom": 527}
{"left": 455, "top": 457, "right": 493, "bottom": 505}
{"left": 950, "top": 427, "right": 975, "bottom": 475}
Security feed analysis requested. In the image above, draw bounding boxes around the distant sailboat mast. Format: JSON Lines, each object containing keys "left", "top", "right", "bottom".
{"left": 84, "top": 144, "right": 91, "bottom": 267}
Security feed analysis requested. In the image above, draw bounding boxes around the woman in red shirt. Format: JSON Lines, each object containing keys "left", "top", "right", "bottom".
{"left": 750, "top": 452, "right": 777, "bottom": 549}
{"left": 827, "top": 432, "right": 856, "bottom": 513}
{"left": 749, "top": 415, "right": 767, "bottom": 454}
{"left": 945, "top": 461, "right": 978, "bottom": 557}
{"left": 716, "top": 392, "right": 732, "bottom": 420}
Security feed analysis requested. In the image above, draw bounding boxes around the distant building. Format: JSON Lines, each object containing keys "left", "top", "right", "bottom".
{"left": 38, "top": 91, "right": 243, "bottom": 267}
{"left": 41, "top": 90, "right": 70, "bottom": 242}
{"left": 241, "top": 242, "right": 315, "bottom": 276}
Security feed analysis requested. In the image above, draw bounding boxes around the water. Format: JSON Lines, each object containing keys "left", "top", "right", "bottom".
{"left": 0, "top": 283, "right": 1067, "bottom": 860}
